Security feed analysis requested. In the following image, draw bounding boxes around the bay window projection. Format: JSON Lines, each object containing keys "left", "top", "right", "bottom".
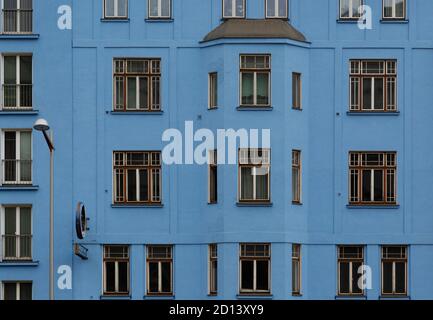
{"left": 238, "top": 148, "right": 271, "bottom": 203}
{"left": 240, "top": 55, "right": 271, "bottom": 107}
{"left": 338, "top": 246, "right": 365, "bottom": 296}
{"left": 266, "top": 0, "right": 288, "bottom": 19}
{"left": 349, "top": 152, "right": 397, "bottom": 205}
{"left": 1, "top": 130, "right": 32, "bottom": 185}
{"left": 209, "top": 244, "right": 218, "bottom": 295}
{"left": 113, "top": 58, "right": 161, "bottom": 112}
{"left": 2, "top": 55, "right": 32, "bottom": 110}
{"left": 239, "top": 244, "right": 271, "bottom": 294}
{"left": 148, "top": 0, "right": 171, "bottom": 19}
{"left": 381, "top": 246, "right": 408, "bottom": 296}
{"left": 350, "top": 60, "right": 397, "bottom": 112}
{"left": 383, "top": 0, "right": 405, "bottom": 19}
{"left": 292, "top": 244, "right": 301, "bottom": 295}
{"left": 223, "top": 0, "right": 245, "bottom": 18}
{"left": 340, "top": 0, "right": 363, "bottom": 19}
{"left": 104, "top": 0, "right": 128, "bottom": 18}
{"left": 1, "top": 0, "right": 32, "bottom": 33}
{"left": 147, "top": 245, "right": 173, "bottom": 296}
{"left": 1, "top": 282, "right": 32, "bottom": 300}
{"left": 1, "top": 206, "right": 32, "bottom": 261}
{"left": 103, "top": 245, "right": 130, "bottom": 296}
{"left": 113, "top": 151, "right": 162, "bottom": 205}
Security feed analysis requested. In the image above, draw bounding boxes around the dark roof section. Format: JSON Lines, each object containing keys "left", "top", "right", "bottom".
{"left": 202, "top": 19, "right": 307, "bottom": 43}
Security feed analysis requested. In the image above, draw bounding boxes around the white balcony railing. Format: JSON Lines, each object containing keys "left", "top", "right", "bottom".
{"left": 2, "top": 84, "right": 33, "bottom": 110}
{"left": 2, "top": 234, "right": 32, "bottom": 260}
{"left": 2, "top": 9, "right": 32, "bottom": 33}
{"left": 2, "top": 159, "right": 32, "bottom": 185}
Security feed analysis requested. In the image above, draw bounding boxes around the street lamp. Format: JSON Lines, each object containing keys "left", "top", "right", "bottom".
{"left": 33, "top": 118, "right": 55, "bottom": 300}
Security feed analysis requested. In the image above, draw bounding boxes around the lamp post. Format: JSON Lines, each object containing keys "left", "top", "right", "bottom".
{"left": 33, "top": 119, "right": 55, "bottom": 300}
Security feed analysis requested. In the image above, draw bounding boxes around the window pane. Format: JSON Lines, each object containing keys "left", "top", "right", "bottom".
{"left": 240, "top": 167, "right": 254, "bottom": 200}
{"left": 19, "top": 283, "right": 32, "bottom": 300}
{"left": 256, "top": 260, "right": 269, "bottom": 291}
{"left": 374, "top": 170, "right": 384, "bottom": 202}
{"left": 161, "top": 0, "right": 170, "bottom": 17}
{"left": 352, "top": 0, "right": 362, "bottom": 17}
{"left": 256, "top": 73, "right": 269, "bottom": 105}
{"left": 292, "top": 260, "right": 300, "bottom": 293}
{"left": 382, "top": 262, "right": 393, "bottom": 294}
{"left": 235, "top": 0, "right": 244, "bottom": 17}
{"left": 352, "top": 262, "right": 363, "bottom": 294}
{"left": 115, "top": 77, "right": 124, "bottom": 110}
{"left": 267, "top": 0, "right": 275, "bottom": 17}
{"left": 4, "top": 56, "right": 17, "bottom": 84}
{"left": 4, "top": 0, "right": 18, "bottom": 9}
{"left": 339, "top": 262, "right": 350, "bottom": 294}
{"left": 105, "top": 262, "right": 116, "bottom": 292}
{"left": 148, "top": 262, "right": 159, "bottom": 293}
{"left": 3, "top": 283, "right": 17, "bottom": 300}
{"left": 127, "top": 78, "right": 137, "bottom": 109}
{"left": 149, "top": 0, "right": 159, "bottom": 16}
{"left": 362, "top": 78, "right": 372, "bottom": 110}
{"left": 395, "top": 262, "right": 406, "bottom": 294}
{"left": 278, "top": 0, "right": 287, "bottom": 17}
{"left": 255, "top": 168, "right": 269, "bottom": 200}
{"left": 384, "top": 0, "right": 393, "bottom": 17}
{"left": 210, "top": 260, "right": 218, "bottom": 293}
{"left": 374, "top": 78, "right": 384, "bottom": 110}
{"left": 19, "top": 56, "right": 32, "bottom": 84}
{"left": 105, "top": 0, "right": 115, "bottom": 16}
{"left": 20, "top": 131, "right": 32, "bottom": 182}
{"left": 241, "top": 261, "right": 254, "bottom": 290}
{"left": 139, "top": 169, "right": 149, "bottom": 202}
{"left": 395, "top": 0, "right": 405, "bottom": 18}
{"left": 340, "top": 0, "right": 350, "bottom": 18}
{"left": 127, "top": 169, "right": 137, "bottom": 201}
{"left": 210, "top": 166, "right": 217, "bottom": 202}
{"left": 362, "top": 170, "right": 371, "bottom": 202}
{"left": 223, "top": 0, "right": 232, "bottom": 17}
{"left": 161, "top": 261, "right": 172, "bottom": 293}
{"left": 241, "top": 73, "right": 254, "bottom": 105}
{"left": 118, "top": 0, "right": 127, "bottom": 17}
{"left": 118, "top": 261, "right": 129, "bottom": 293}
{"left": 139, "top": 77, "right": 148, "bottom": 110}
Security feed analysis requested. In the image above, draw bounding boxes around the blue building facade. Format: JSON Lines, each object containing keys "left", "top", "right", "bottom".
{"left": 1, "top": 0, "right": 433, "bottom": 300}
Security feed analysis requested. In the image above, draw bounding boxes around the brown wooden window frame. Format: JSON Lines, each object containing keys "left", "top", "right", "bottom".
{"left": 349, "top": 60, "right": 397, "bottom": 112}
{"left": 381, "top": 245, "right": 408, "bottom": 296}
{"left": 103, "top": 245, "right": 130, "bottom": 296}
{"left": 208, "top": 72, "right": 218, "bottom": 109}
{"left": 146, "top": 245, "right": 173, "bottom": 296}
{"left": 292, "top": 72, "right": 302, "bottom": 110}
{"left": 239, "top": 54, "right": 271, "bottom": 107}
{"left": 349, "top": 151, "right": 397, "bottom": 206}
{"left": 382, "top": 0, "right": 406, "bottom": 20}
{"left": 113, "top": 151, "right": 162, "bottom": 205}
{"left": 208, "top": 244, "right": 218, "bottom": 295}
{"left": 337, "top": 245, "right": 365, "bottom": 296}
{"left": 238, "top": 148, "right": 271, "bottom": 204}
{"left": 208, "top": 150, "right": 218, "bottom": 204}
{"left": 292, "top": 150, "right": 301, "bottom": 204}
{"left": 113, "top": 58, "right": 161, "bottom": 112}
{"left": 292, "top": 244, "right": 301, "bottom": 295}
{"left": 239, "top": 243, "right": 271, "bottom": 295}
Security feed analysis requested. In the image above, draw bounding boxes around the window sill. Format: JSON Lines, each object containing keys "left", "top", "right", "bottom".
{"left": 380, "top": 19, "right": 409, "bottom": 24}
{"left": 100, "top": 18, "right": 129, "bottom": 23}
{"left": 0, "top": 33, "right": 39, "bottom": 39}
{"left": 292, "top": 201, "right": 303, "bottom": 206}
{"left": 145, "top": 18, "right": 174, "bottom": 23}
{"left": 346, "top": 204, "right": 400, "bottom": 209}
{"left": 0, "top": 185, "right": 39, "bottom": 191}
{"left": 208, "top": 107, "right": 219, "bottom": 111}
{"left": 109, "top": 111, "right": 163, "bottom": 115}
{"left": 0, "top": 109, "right": 39, "bottom": 115}
{"left": 100, "top": 295, "right": 131, "bottom": 300}
{"left": 336, "top": 19, "right": 361, "bottom": 24}
{"left": 111, "top": 204, "right": 164, "bottom": 208}
{"left": 335, "top": 295, "right": 367, "bottom": 300}
{"left": 237, "top": 294, "right": 273, "bottom": 300}
{"left": 237, "top": 106, "right": 273, "bottom": 111}
{"left": 346, "top": 111, "right": 400, "bottom": 116}
{"left": 144, "top": 294, "right": 175, "bottom": 300}
{"left": 292, "top": 293, "right": 303, "bottom": 297}
{"left": 0, "top": 260, "right": 39, "bottom": 267}
{"left": 236, "top": 202, "right": 273, "bottom": 207}
{"left": 379, "top": 295, "right": 410, "bottom": 300}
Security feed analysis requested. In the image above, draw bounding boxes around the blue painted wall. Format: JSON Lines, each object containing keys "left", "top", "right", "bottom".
{"left": 1, "top": 0, "right": 433, "bottom": 300}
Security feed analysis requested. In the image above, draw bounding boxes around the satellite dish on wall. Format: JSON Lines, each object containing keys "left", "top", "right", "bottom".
{"left": 75, "top": 202, "right": 88, "bottom": 240}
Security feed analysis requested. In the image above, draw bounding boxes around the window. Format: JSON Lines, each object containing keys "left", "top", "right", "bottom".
{"left": 381, "top": 246, "right": 407, "bottom": 296}
{"left": 240, "top": 55, "right": 271, "bottom": 107}
{"left": 292, "top": 244, "right": 301, "bottom": 295}
{"left": 292, "top": 150, "right": 301, "bottom": 203}
{"left": 1, "top": 0, "right": 32, "bottom": 33}
{"left": 148, "top": 0, "right": 171, "bottom": 19}
{"left": 1, "top": 130, "right": 32, "bottom": 185}
{"left": 208, "top": 150, "right": 217, "bottom": 204}
{"left": 209, "top": 244, "right": 217, "bottom": 295}
{"left": 338, "top": 246, "right": 364, "bottom": 296}
{"left": 147, "top": 245, "right": 173, "bottom": 295}
{"left": 238, "top": 148, "right": 271, "bottom": 203}
{"left": 292, "top": 72, "right": 301, "bottom": 110}
{"left": 104, "top": 0, "right": 127, "bottom": 18}
{"left": 340, "top": 0, "right": 363, "bottom": 19}
{"left": 1, "top": 55, "right": 32, "bottom": 110}
{"left": 1, "top": 282, "right": 32, "bottom": 300}
{"left": 383, "top": 0, "right": 405, "bottom": 19}
{"left": 223, "top": 0, "right": 245, "bottom": 19}
{"left": 103, "top": 245, "right": 129, "bottom": 295}
{"left": 349, "top": 152, "right": 396, "bottom": 205}
{"left": 239, "top": 244, "right": 271, "bottom": 294}
{"left": 113, "top": 151, "right": 162, "bottom": 205}
{"left": 350, "top": 60, "right": 397, "bottom": 112}
{"left": 208, "top": 73, "right": 218, "bottom": 109}
{"left": 113, "top": 58, "right": 161, "bottom": 112}
{"left": 266, "top": 0, "right": 288, "bottom": 19}
{"left": 1, "top": 206, "right": 31, "bottom": 261}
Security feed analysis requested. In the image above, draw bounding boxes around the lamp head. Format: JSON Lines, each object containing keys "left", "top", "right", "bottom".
{"left": 33, "top": 118, "right": 50, "bottom": 132}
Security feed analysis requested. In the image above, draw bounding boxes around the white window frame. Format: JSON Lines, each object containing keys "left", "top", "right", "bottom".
{"left": 102, "top": 245, "right": 130, "bottom": 295}
{"left": 103, "top": 0, "right": 128, "bottom": 19}
{"left": 1, "top": 0, "right": 33, "bottom": 34}
{"left": 148, "top": 0, "right": 172, "bottom": 19}
{"left": 265, "top": 0, "right": 288, "bottom": 19}
{"left": 339, "top": 0, "right": 363, "bottom": 19}
{"left": 0, "top": 54, "right": 33, "bottom": 110}
{"left": 0, "top": 205, "right": 32, "bottom": 261}
{"left": 223, "top": 0, "right": 246, "bottom": 19}
{"left": 382, "top": 0, "right": 406, "bottom": 19}
{"left": 239, "top": 55, "right": 271, "bottom": 107}
{"left": 0, "top": 130, "right": 32, "bottom": 185}
{"left": 1, "top": 281, "right": 32, "bottom": 300}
